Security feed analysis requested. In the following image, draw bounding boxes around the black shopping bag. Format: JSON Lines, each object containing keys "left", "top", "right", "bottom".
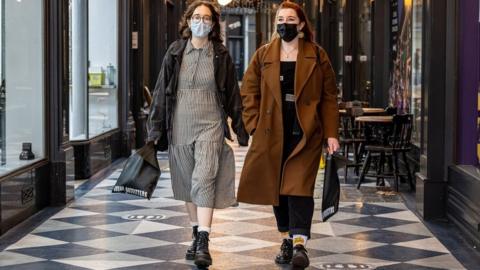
{"left": 112, "top": 142, "right": 160, "bottom": 200}
{"left": 321, "top": 153, "right": 347, "bottom": 222}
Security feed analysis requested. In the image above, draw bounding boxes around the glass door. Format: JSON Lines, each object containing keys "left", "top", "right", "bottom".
{"left": 335, "top": 0, "right": 373, "bottom": 102}
{"left": 355, "top": 0, "right": 373, "bottom": 102}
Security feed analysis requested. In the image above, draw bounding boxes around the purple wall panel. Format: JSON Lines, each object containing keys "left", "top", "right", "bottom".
{"left": 457, "top": 0, "right": 480, "bottom": 165}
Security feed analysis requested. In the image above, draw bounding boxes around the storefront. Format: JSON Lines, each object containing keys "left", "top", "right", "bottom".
{"left": 447, "top": 0, "right": 480, "bottom": 247}
{"left": 67, "top": 0, "right": 131, "bottom": 179}
{"left": 318, "top": 0, "right": 423, "bottom": 133}
{"left": 0, "top": 0, "right": 132, "bottom": 236}
{"left": 0, "top": 0, "right": 46, "bottom": 177}
{"left": 319, "top": 0, "right": 480, "bottom": 245}
{"left": 0, "top": 0, "right": 50, "bottom": 235}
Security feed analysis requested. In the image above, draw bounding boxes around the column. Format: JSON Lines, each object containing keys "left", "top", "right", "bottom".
{"left": 70, "top": 0, "right": 88, "bottom": 139}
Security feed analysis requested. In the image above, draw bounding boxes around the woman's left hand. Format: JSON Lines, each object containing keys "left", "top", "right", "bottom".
{"left": 327, "top": 138, "right": 340, "bottom": 155}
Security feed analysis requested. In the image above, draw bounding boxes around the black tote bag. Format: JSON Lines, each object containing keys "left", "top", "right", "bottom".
{"left": 321, "top": 153, "right": 347, "bottom": 222}
{"left": 112, "top": 142, "right": 161, "bottom": 200}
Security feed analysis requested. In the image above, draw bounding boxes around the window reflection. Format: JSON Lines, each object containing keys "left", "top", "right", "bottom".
{"left": 69, "top": 0, "right": 119, "bottom": 141}
{"left": 411, "top": 0, "right": 422, "bottom": 148}
{"left": 0, "top": 0, "right": 45, "bottom": 176}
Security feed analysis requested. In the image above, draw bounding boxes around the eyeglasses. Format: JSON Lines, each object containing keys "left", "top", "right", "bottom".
{"left": 191, "top": 14, "right": 213, "bottom": 24}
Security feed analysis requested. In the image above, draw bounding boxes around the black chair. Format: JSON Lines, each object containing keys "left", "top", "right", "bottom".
{"left": 339, "top": 107, "right": 365, "bottom": 182}
{"left": 357, "top": 114, "right": 415, "bottom": 191}
{"left": 385, "top": 106, "right": 398, "bottom": 115}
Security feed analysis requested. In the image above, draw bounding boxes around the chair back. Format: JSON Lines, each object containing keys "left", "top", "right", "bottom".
{"left": 390, "top": 114, "right": 413, "bottom": 149}
{"left": 340, "top": 107, "right": 364, "bottom": 140}
{"left": 385, "top": 106, "right": 398, "bottom": 115}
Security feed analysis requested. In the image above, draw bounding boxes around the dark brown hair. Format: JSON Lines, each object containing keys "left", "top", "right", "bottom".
{"left": 272, "top": 1, "right": 315, "bottom": 43}
{"left": 179, "top": 1, "right": 223, "bottom": 43}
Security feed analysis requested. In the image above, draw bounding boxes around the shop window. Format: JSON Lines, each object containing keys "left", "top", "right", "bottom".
{"left": 390, "top": 0, "right": 423, "bottom": 149}
{"left": 0, "top": 0, "right": 45, "bottom": 176}
{"left": 69, "top": 0, "right": 118, "bottom": 140}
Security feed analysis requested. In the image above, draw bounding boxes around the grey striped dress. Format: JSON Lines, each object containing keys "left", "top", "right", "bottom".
{"left": 169, "top": 40, "right": 236, "bottom": 209}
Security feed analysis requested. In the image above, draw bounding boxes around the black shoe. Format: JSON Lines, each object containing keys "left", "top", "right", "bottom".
{"left": 194, "top": 231, "right": 212, "bottom": 267}
{"left": 291, "top": 245, "right": 310, "bottom": 269}
{"left": 274, "top": 239, "right": 293, "bottom": 264}
{"left": 185, "top": 226, "right": 198, "bottom": 260}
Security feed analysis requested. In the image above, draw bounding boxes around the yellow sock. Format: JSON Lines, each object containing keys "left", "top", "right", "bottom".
{"left": 280, "top": 232, "right": 290, "bottom": 239}
{"left": 292, "top": 235, "right": 308, "bottom": 247}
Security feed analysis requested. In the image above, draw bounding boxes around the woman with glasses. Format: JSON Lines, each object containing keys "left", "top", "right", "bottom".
{"left": 238, "top": 1, "right": 340, "bottom": 269}
{"left": 147, "top": 1, "right": 248, "bottom": 267}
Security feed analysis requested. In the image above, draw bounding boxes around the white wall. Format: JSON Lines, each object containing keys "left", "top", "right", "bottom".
{"left": 5, "top": 0, "right": 45, "bottom": 162}
{"left": 88, "top": 0, "right": 118, "bottom": 73}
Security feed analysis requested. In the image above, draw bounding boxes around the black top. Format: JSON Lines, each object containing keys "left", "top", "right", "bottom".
{"left": 280, "top": 61, "right": 303, "bottom": 163}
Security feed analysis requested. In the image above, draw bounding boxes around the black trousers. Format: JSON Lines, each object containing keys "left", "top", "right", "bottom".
{"left": 273, "top": 195, "right": 314, "bottom": 238}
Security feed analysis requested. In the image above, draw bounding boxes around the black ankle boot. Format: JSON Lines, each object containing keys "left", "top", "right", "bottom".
{"left": 194, "top": 231, "right": 212, "bottom": 267}
{"left": 275, "top": 239, "right": 293, "bottom": 264}
{"left": 185, "top": 226, "right": 198, "bottom": 260}
{"left": 291, "top": 245, "right": 309, "bottom": 269}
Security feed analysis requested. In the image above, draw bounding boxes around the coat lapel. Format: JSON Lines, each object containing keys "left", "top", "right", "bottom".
{"left": 295, "top": 39, "right": 318, "bottom": 99}
{"left": 262, "top": 38, "right": 282, "bottom": 108}
{"left": 262, "top": 39, "right": 317, "bottom": 111}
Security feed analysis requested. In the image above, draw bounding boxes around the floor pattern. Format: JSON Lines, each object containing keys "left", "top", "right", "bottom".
{"left": 0, "top": 144, "right": 467, "bottom": 269}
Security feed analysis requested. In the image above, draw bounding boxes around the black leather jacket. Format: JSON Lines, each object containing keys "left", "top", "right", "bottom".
{"left": 147, "top": 39, "right": 249, "bottom": 150}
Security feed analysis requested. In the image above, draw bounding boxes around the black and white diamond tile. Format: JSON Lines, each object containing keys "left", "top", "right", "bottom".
{"left": 53, "top": 252, "right": 164, "bottom": 270}
{"left": 0, "top": 142, "right": 467, "bottom": 269}
{"left": 8, "top": 243, "right": 110, "bottom": 260}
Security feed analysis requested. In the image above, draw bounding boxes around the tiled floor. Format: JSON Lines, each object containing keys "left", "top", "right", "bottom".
{"left": 0, "top": 144, "right": 469, "bottom": 269}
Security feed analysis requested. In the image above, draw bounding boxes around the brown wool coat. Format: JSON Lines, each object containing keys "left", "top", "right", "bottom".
{"left": 237, "top": 38, "right": 339, "bottom": 206}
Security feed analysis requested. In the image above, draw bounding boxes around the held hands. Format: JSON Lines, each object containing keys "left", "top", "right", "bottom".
{"left": 326, "top": 137, "right": 340, "bottom": 155}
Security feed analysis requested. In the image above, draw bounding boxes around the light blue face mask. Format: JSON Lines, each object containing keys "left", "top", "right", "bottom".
{"left": 190, "top": 21, "right": 212, "bottom": 38}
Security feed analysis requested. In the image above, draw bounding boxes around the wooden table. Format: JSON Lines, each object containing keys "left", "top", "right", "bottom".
{"left": 355, "top": 116, "right": 393, "bottom": 123}
{"left": 363, "top": 108, "right": 387, "bottom": 114}
{"left": 339, "top": 108, "right": 386, "bottom": 115}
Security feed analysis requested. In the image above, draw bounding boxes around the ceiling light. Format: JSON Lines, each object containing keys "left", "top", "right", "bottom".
{"left": 218, "top": 0, "right": 233, "bottom": 6}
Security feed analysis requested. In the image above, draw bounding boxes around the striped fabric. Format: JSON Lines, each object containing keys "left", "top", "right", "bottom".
{"left": 168, "top": 40, "right": 236, "bottom": 209}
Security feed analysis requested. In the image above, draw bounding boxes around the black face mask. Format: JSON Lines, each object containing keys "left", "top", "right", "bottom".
{"left": 277, "top": 23, "right": 299, "bottom": 42}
